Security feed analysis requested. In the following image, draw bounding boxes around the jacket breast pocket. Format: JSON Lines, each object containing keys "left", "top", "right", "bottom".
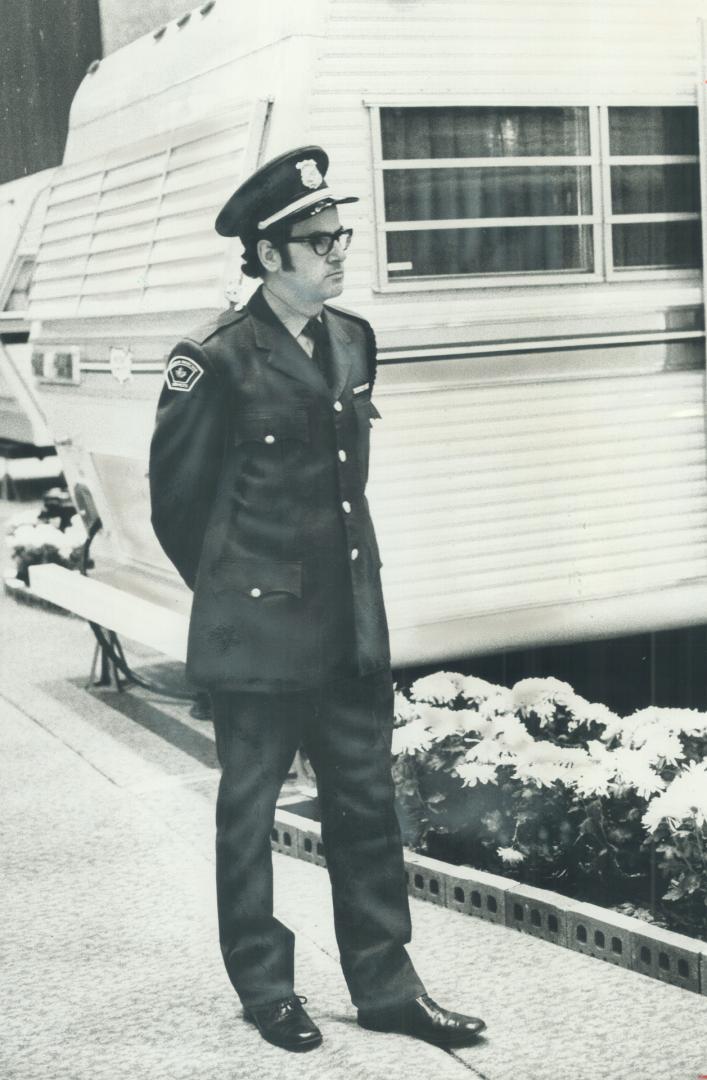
{"left": 233, "top": 408, "right": 310, "bottom": 449}
{"left": 232, "top": 408, "right": 310, "bottom": 501}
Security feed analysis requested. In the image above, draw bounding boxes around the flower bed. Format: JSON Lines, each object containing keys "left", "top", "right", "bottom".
{"left": 393, "top": 672, "right": 707, "bottom": 941}
{"left": 4, "top": 489, "right": 87, "bottom": 585}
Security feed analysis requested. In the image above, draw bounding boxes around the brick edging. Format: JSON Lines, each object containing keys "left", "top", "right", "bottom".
{"left": 271, "top": 807, "right": 707, "bottom": 997}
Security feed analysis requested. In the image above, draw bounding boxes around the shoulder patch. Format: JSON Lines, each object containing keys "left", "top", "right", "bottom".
{"left": 191, "top": 306, "right": 248, "bottom": 346}
{"left": 165, "top": 354, "right": 204, "bottom": 392}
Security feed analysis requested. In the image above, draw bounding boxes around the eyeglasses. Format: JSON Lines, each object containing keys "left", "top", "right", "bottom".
{"left": 286, "top": 226, "right": 353, "bottom": 257}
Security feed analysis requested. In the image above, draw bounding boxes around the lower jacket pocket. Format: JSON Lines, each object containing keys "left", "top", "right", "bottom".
{"left": 209, "top": 555, "right": 302, "bottom": 599}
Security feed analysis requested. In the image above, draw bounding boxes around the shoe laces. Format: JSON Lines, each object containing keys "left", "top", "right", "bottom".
{"left": 275, "top": 994, "right": 307, "bottom": 1018}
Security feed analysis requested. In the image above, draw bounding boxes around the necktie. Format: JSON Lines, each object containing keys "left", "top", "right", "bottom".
{"left": 303, "top": 317, "right": 331, "bottom": 386}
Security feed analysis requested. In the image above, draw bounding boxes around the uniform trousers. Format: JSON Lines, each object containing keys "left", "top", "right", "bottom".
{"left": 210, "top": 668, "right": 425, "bottom": 1011}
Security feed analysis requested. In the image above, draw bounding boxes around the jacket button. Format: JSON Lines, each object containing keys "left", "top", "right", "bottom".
{"left": 351, "top": 548, "right": 359, "bottom": 560}
{"left": 342, "top": 500, "right": 351, "bottom": 513}
{"left": 264, "top": 434, "right": 275, "bottom": 444}
{"left": 250, "top": 587, "right": 262, "bottom": 598}
{"left": 338, "top": 449, "right": 347, "bottom": 462}
{"left": 334, "top": 401, "right": 343, "bottom": 412}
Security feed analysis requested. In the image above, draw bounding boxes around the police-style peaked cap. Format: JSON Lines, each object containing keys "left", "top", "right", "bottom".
{"left": 215, "top": 146, "right": 358, "bottom": 238}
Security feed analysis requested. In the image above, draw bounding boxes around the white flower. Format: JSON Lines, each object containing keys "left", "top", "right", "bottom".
{"left": 511, "top": 677, "right": 572, "bottom": 721}
{"left": 464, "top": 738, "right": 509, "bottom": 767}
{"left": 7, "top": 523, "right": 38, "bottom": 549}
{"left": 510, "top": 742, "right": 587, "bottom": 789}
{"left": 453, "top": 709, "right": 494, "bottom": 739}
{"left": 62, "top": 519, "right": 86, "bottom": 548}
{"left": 392, "top": 717, "right": 433, "bottom": 756}
{"left": 459, "top": 674, "right": 503, "bottom": 703}
{"left": 32, "top": 522, "right": 64, "bottom": 548}
{"left": 497, "top": 847, "right": 525, "bottom": 865}
{"left": 606, "top": 706, "right": 707, "bottom": 746}
{"left": 642, "top": 761, "right": 707, "bottom": 833}
{"left": 410, "top": 671, "right": 466, "bottom": 705}
{"left": 6, "top": 509, "right": 39, "bottom": 530}
{"left": 635, "top": 729, "right": 684, "bottom": 769}
{"left": 610, "top": 747, "right": 665, "bottom": 799}
{"left": 510, "top": 677, "right": 619, "bottom": 730}
{"left": 569, "top": 744, "right": 615, "bottom": 798}
{"left": 486, "top": 714, "right": 535, "bottom": 753}
{"left": 416, "top": 702, "right": 466, "bottom": 741}
{"left": 454, "top": 761, "right": 498, "bottom": 788}
{"left": 394, "top": 691, "right": 419, "bottom": 726}
{"left": 55, "top": 536, "right": 74, "bottom": 560}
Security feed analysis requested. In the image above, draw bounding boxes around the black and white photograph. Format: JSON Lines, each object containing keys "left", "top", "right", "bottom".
{"left": 2, "top": 2, "right": 707, "bottom": 1078}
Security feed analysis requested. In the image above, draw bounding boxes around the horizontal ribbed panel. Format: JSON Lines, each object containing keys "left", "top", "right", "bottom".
{"left": 369, "top": 369, "right": 707, "bottom": 627}
{"left": 308, "top": 0, "right": 704, "bottom": 321}
{"left": 29, "top": 109, "right": 255, "bottom": 319}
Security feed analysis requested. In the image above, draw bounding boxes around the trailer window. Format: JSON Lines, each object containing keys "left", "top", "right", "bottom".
{"left": 378, "top": 107, "right": 595, "bottom": 282}
{"left": 607, "top": 107, "right": 700, "bottom": 272}
{"left": 373, "top": 105, "right": 701, "bottom": 287}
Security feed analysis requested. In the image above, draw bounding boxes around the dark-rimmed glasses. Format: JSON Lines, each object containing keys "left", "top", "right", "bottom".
{"left": 286, "top": 226, "right": 353, "bottom": 257}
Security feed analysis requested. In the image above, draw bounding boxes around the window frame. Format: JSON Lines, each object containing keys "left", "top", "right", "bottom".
{"left": 599, "top": 106, "right": 701, "bottom": 281}
{"left": 367, "top": 101, "right": 701, "bottom": 292}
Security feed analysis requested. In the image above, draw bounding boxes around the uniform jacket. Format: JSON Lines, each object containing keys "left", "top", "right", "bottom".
{"left": 149, "top": 286, "right": 390, "bottom": 691}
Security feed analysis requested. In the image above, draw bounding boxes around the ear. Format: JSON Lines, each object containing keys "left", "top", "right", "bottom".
{"left": 257, "top": 237, "right": 282, "bottom": 274}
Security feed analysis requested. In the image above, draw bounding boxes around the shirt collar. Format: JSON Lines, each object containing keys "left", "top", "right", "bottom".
{"left": 262, "top": 285, "right": 322, "bottom": 340}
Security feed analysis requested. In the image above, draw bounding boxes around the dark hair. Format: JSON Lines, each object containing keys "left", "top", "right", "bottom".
{"left": 241, "top": 221, "right": 294, "bottom": 279}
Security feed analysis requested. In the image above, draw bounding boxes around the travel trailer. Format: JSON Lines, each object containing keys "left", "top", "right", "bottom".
{"left": 22, "top": 0, "right": 707, "bottom": 677}
{"left": 0, "top": 169, "right": 55, "bottom": 455}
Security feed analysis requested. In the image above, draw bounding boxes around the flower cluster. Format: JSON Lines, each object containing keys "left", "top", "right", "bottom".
{"left": 396, "top": 672, "right": 669, "bottom": 802}
{"left": 5, "top": 509, "right": 86, "bottom": 584}
{"left": 393, "top": 671, "right": 707, "bottom": 937}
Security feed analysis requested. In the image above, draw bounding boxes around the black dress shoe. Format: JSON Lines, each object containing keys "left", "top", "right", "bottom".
{"left": 358, "top": 994, "right": 486, "bottom": 1048}
{"left": 243, "top": 994, "right": 322, "bottom": 1052}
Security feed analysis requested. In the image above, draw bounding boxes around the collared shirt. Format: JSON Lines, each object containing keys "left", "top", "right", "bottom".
{"left": 262, "top": 285, "right": 322, "bottom": 358}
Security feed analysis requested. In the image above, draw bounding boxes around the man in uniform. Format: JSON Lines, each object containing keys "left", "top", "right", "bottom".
{"left": 149, "top": 146, "right": 486, "bottom": 1054}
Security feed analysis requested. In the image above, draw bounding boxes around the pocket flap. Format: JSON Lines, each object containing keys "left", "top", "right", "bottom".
{"left": 211, "top": 556, "right": 302, "bottom": 598}
{"left": 234, "top": 408, "right": 309, "bottom": 446}
{"left": 354, "top": 397, "right": 382, "bottom": 422}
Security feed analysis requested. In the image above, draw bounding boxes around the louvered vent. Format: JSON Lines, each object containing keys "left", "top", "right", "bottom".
{"left": 30, "top": 107, "right": 255, "bottom": 319}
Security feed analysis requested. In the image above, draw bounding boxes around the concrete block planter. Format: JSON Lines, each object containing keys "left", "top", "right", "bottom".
{"left": 272, "top": 804, "right": 707, "bottom": 996}
{"left": 404, "top": 852, "right": 447, "bottom": 906}
{"left": 565, "top": 901, "right": 636, "bottom": 971}
{"left": 270, "top": 808, "right": 300, "bottom": 860}
{"left": 629, "top": 922, "right": 702, "bottom": 994}
{"left": 505, "top": 882, "right": 571, "bottom": 947}
{"left": 442, "top": 863, "right": 510, "bottom": 926}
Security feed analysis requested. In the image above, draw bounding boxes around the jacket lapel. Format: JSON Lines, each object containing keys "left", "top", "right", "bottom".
{"left": 322, "top": 306, "right": 355, "bottom": 401}
{"left": 249, "top": 288, "right": 328, "bottom": 397}
{"left": 247, "top": 288, "right": 360, "bottom": 401}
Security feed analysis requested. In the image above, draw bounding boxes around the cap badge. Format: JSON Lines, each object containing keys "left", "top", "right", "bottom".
{"left": 296, "top": 159, "right": 323, "bottom": 190}
{"left": 165, "top": 354, "right": 204, "bottom": 392}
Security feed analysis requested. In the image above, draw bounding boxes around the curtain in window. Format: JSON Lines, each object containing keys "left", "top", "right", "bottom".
{"left": 381, "top": 107, "right": 590, "bottom": 159}
{"left": 381, "top": 107, "right": 593, "bottom": 279}
{"left": 609, "top": 107, "right": 700, "bottom": 271}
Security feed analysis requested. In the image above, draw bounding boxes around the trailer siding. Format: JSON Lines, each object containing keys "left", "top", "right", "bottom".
{"left": 19, "top": 0, "right": 707, "bottom": 659}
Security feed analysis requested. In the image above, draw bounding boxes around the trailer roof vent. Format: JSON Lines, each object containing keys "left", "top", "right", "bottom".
{"left": 200, "top": 1, "right": 216, "bottom": 13}
{"left": 176, "top": 11, "right": 192, "bottom": 28}
{"left": 153, "top": 25, "right": 167, "bottom": 41}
